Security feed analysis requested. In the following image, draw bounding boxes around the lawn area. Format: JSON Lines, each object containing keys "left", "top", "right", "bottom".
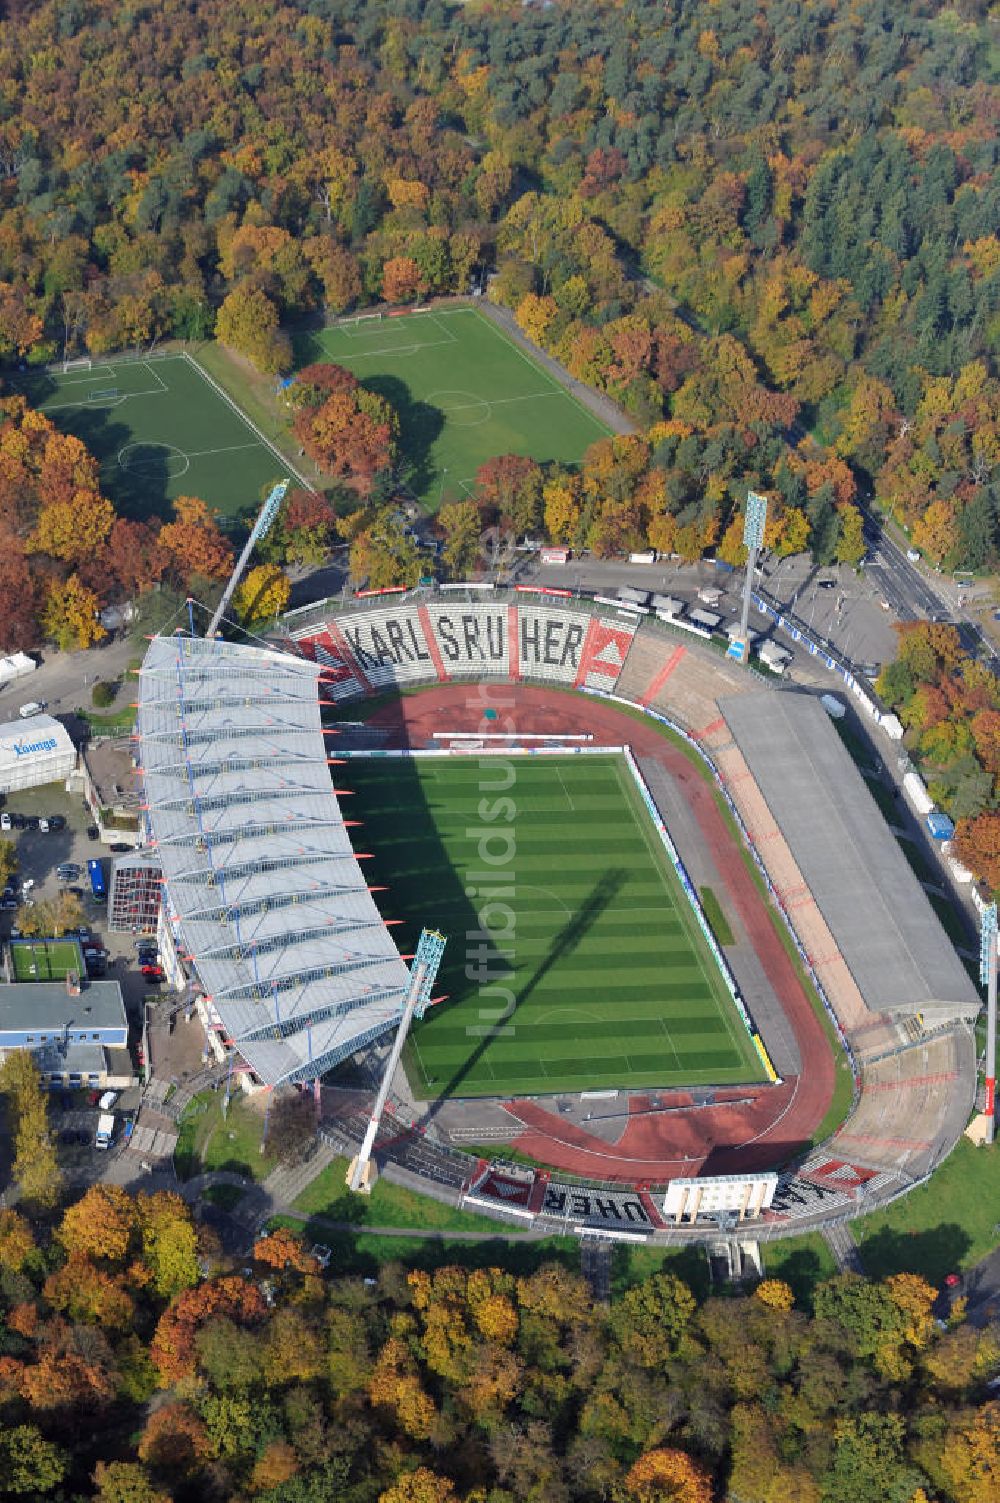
{"left": 292, "top": 1158, "right": 492, "bottom": 1234}
{"left": 294, "top": 306, "right": 611, "bottom": 511}
{"left": 175, "top": 1090, "right": 277, "bottom": 1181}
{"left": 699, "top": 886, "right": 735, "bottom": 946}
{"left": 10, "top": 353, "right": 285, "bottom": 523}
{"left": 347, "top": 754, "right": 763, "bottom": 1099}
{"left": 10, "top": 937, "right": 83, "bottom": 981}
{"left": 267, "top": 1218, "right": 578, "bottom": 1279}
{"left": 762, "top": 1232, "right": 838, "bottom": 1309}
{"left": 855, "top": 1138, "right": 1000, "bottom": 1283}
{"left": 610, "top": 1241, "right": 711, "bottom": 1300}
{"left": 201, "top": 1183, "right": 246, "bottom": 1211}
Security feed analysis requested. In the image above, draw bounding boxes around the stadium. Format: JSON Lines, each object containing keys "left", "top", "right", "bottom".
{"left": 136, "top": 590, "right": 981, "bottom": 1238}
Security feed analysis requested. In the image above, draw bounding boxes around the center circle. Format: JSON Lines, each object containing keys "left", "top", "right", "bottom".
{"left": 118, "top": 442, "right": 190, "bottom": 479}
{"left": 428, "top": 389, "right": 492, "bottom": 427}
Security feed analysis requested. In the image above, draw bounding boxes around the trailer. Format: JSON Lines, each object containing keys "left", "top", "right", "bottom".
{"left": 649, "top": 593, "right": 685, "bottom": 617}
{"left": 618, "top": 586, "right": 651, "bottom": 609}
{"left": 687, "top": 607, "right": 722, "bottom": 633}
{"left": 87, "top": 858, "right": 106, "bottom": 902}
{"left": 902, "top": 772, "right": 934, "bottom": 816}
{"left": 756, "top": 641, "right": 792, "bottom": 675}
{"left": 628, "top": 551, "right": 657, "bottom": 564}
{"left": 539, "top": 546, "right": 570, "bottom": 565}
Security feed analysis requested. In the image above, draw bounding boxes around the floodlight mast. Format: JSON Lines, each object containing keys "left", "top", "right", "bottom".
{"left": 205, "top": 479, "right": 290, "bottom": 639}
{"left": 348, "top": 928, "right": 446, "bottom": 1193}
{"left": 982, "top": 902, "right": 997, "bottom": 1144}
{"left": 728, "top": 490, "right": 768, "bottom": 665}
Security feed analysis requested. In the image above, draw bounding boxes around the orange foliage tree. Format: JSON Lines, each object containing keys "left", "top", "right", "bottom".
{"left": 157, "top": 496, "right": 234, "bottom": 584}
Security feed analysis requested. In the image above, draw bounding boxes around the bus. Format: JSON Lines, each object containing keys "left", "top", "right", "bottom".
{"left": 87, "top": 858, "right": 106, "bottom": 902}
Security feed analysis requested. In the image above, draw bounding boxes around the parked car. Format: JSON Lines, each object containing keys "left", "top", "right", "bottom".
{"left": 57, "top": 863, "right": 81, "bottom": 879}
{"left": 0, "top": 812, "right": 10, "bottom": 831}
{"left": 38, "top": 817, "right": 50, "bottom": 833}
{"left": 9, "top": 813, "right": 24, "bottom": 829}
{"left": 109, "top": 842, "right": 132, "bottom": 852}
{"left": 0, "top": 898, "right": 17, "bottom": 911}
{"left": 18, "top": 701, "right": 46, "bottom": 718}
{"left": 48, "top": 815, "right": 66, "bottom": 831}
{"left": 141, "top": 964, "right": 164, "bottom": 979}
{"left": 86, "top": 825, "right": 99, "bottom": 841}
{"left": 23, "top": 815, "right": 39, "bottom": 830}
{"left": 67, "top": 887, "right": 84, "bottom": 898}
{"left": 98, "top": 1090, "right": 117, "bottom": 1112}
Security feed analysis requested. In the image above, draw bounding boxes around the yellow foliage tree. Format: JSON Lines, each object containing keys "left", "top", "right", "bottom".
{"left": 32, "top": 489, "right": 115, "bottom": 563}
{"left": 940, "top": 1401, "right": 1000, "bottom": 1503}
{"left": 215, "top": 285, "right": 291, "bottom": 374}
{"left": 625, "top": 1447, "right": 713, "bottom": 1503}
{"left": 378, "top": 1469, "right": 458, "bottom": 1503}
{"left": 233, "top": 563, "right": 291, "bottom": 624}
{"left": 41, "top": 574, "right": 106, "bottom": 650}
{"left": 58, "top": 1185, "right": 140, "bottom": 1264}
{"left": 515, "top": 292, "right": 558, "bottom": 348}
{"left": 754, "top": 1279, "right": 794, "bottom": 1312}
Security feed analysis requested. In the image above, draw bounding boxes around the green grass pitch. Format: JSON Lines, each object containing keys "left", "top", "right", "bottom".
{"left": 347, "top": 755, "right": 764, "bottom": 1099}
{"left": 294, "top": 306, "right": 612, "bottom": 512}
{"left": 9, "top": 354, "right": 285, "bottom": 523}
{"left": 10, "top": 938, "right": 84, "bottom": 983}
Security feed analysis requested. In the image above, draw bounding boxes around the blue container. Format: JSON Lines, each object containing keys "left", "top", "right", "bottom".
{"left": 926, "top": 812, "right": 955, "bottom": 841}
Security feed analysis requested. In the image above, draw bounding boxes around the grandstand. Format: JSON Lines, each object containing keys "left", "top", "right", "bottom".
{"left": 136, "top": 635, "right": 418, "bottom": 1088}
{"left": 130, "top": 596, "right": 981, "bottom": 1219}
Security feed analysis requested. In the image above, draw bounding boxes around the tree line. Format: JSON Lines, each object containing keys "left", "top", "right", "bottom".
{"left": 0, "top": 0, "right": 997, "bottom": 573}
{"left": 0, "top": 1170, "right": 997, "bottom": 1500}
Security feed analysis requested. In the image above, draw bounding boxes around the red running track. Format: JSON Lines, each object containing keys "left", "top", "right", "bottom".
{"left": 366, "top": 684, "right": 836, "bottom": 1182}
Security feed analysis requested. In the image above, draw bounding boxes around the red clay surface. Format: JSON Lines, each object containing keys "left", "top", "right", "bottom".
{"left": 365, "top": 684, "right": 837, "bottom": 1182}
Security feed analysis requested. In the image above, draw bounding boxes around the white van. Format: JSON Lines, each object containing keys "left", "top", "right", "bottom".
{"left": 18, "top": 701, "right": 46, "bottom": 718}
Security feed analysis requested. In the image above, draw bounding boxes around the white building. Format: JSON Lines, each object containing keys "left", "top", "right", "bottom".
{"left": 0, "top": 715, "right": 76, "bottom": 794}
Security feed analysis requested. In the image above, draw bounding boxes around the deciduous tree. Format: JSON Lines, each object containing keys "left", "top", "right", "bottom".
{"left": 41, "top": 573, "right": 106, "bottom": 650}
{"left": 157, "top": 496, "right": 234, "bottom": 584}
{"left": 215, "top": 285, "right": 291, "bottom": 373}
{"left": 233, "top": 562, "right": 291, "bottom": 624}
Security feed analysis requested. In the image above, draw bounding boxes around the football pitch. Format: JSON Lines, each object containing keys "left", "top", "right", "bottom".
{"left": 347, "top": 755, "right": 763, "bottom": 1098}
{"left": 295, "top": 307, "right": 612, "bottom": 511}
{"left": 10, "top": 938, "right": 83, "bottom": 982}
{"left": 9, "top": 354, "right": 285, "bottom": 522}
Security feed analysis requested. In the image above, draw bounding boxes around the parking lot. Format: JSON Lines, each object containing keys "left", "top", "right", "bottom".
{"left": 0, "top": 779, "right": 156, "bottom": 1039}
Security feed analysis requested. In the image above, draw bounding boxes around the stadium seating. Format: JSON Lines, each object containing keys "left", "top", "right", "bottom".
{"left": 512, "top": 603, "right": 601, "bottom": 686}
{"left": 831, "top": 1027, "right": 975, "bottom": 1178}
{"left": 422, "top": 602, "right": 511, "bottom": 678}
{"left": 327, "top": 605, "right": 438, "bottom": 689}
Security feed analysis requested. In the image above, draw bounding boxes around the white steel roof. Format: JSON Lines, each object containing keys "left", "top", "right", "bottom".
{"left": 137, "top": 634, "right": 412, "bottom": 1086}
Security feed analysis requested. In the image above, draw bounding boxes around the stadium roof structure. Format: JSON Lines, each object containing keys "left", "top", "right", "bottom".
{"left": 719, "top": 689, "right": 981, "bottom": 1025}
{"left": 137, "top": 634, "right": 415, "bottom": 1087}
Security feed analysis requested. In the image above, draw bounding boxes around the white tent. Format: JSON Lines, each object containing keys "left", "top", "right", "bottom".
{"left": 0, "top": 715, "right": 76, "bottom": 793}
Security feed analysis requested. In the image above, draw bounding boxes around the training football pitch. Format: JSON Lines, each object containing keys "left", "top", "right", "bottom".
{"left": 347, "top": 755, "right": 763, "bottom": 1098}
{"left": 295, "top": 306, "right": 612, "bottom": 511}
{"left": 9, "top": 354, "right": 285, "bottom": 522}
{"left": 10, "top": 938, "right": 83, "bottom": 983}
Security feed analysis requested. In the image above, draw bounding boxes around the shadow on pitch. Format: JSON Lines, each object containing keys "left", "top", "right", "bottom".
{"left": 422, "top": 867, "right": 626, "bottom": 1116}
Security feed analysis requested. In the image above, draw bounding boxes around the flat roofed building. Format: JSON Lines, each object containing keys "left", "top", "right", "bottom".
{"left": 0, "top": 976, "right": 130, "bottom": 1088}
